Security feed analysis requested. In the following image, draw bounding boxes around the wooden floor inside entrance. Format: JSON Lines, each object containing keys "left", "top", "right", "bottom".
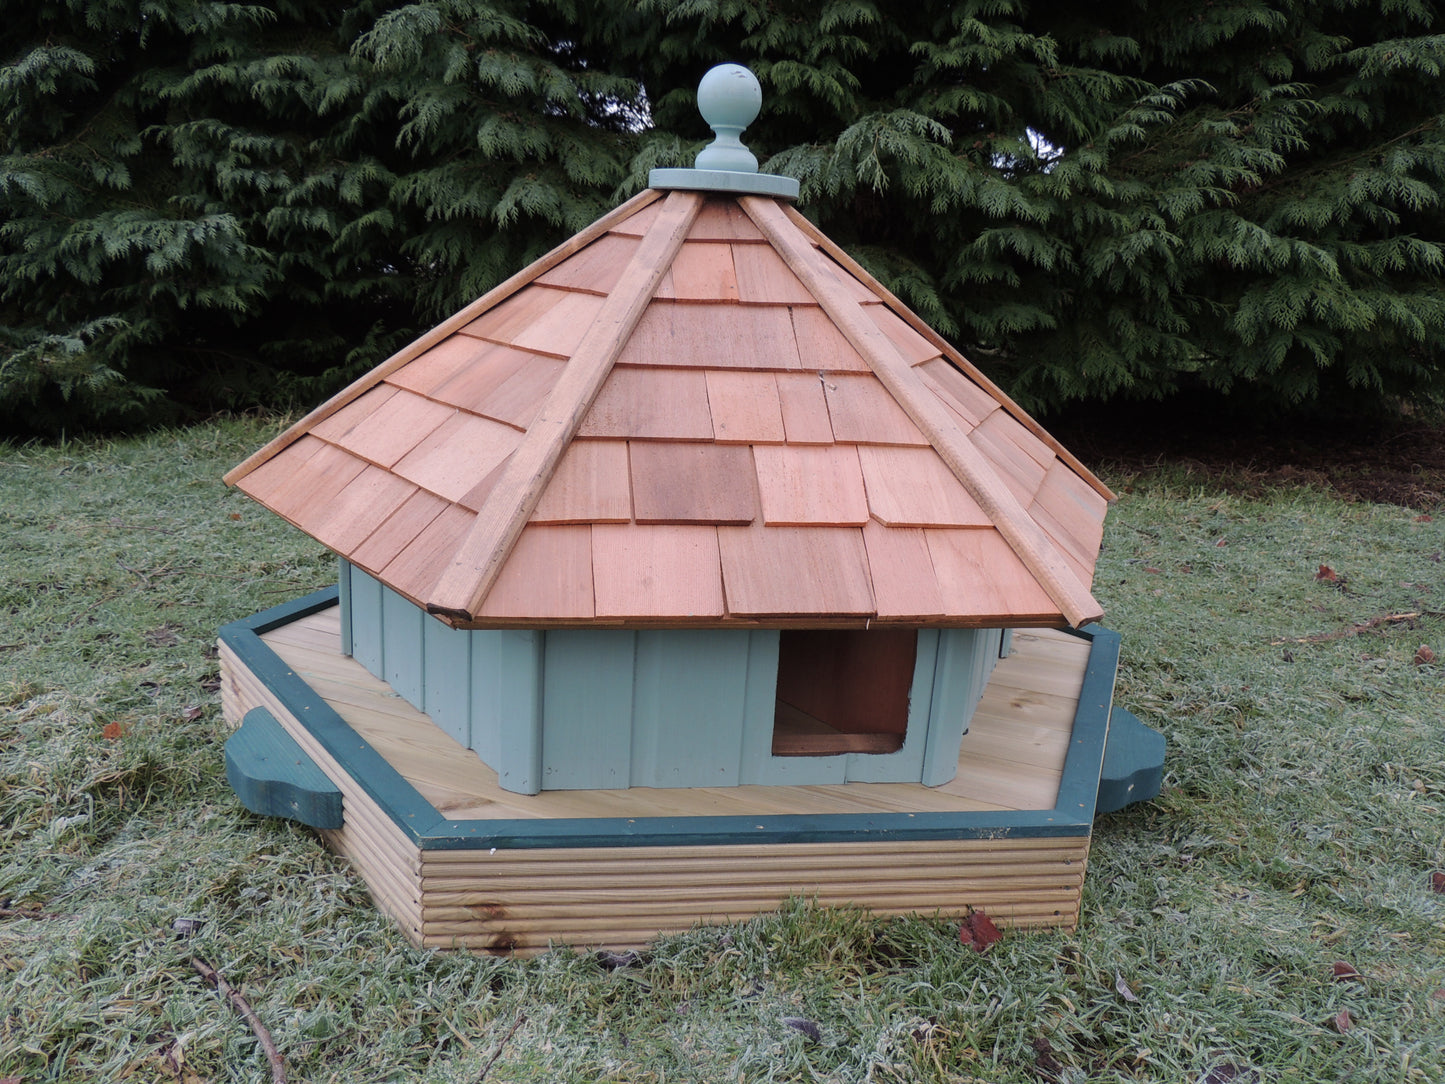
{"left": 253, "top": 607, "right": 1089, "bottom": 820}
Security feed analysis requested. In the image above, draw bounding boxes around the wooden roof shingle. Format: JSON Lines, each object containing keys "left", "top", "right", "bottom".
{"left": 227, "top": 187, "right": 1114, "bottom": 629}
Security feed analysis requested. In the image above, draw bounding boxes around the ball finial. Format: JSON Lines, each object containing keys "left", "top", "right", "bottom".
{"left": 694, "top": 64, "right": 761, "bottom": 173}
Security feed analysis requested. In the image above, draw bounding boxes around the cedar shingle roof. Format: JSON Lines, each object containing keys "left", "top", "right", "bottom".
{"left": 226, "top": 188, "right": 1113, "bottom": 629}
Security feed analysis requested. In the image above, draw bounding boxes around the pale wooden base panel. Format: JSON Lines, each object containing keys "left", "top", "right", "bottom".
{"left": 221, "top": 609, "right": 1096, "bottom": 954}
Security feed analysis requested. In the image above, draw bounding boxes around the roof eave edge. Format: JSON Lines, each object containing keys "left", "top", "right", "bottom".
{"left": 425, "top": 190, "right": 707, "bottom": 620}
{"left": 739, "top": 194, "right": 1104, "bottom": 629}
{"left": 222, "top": 188, "right": 667, "bottom": 490}
{"left": 777, "top": 202, "right": 1115, "bottom": 505}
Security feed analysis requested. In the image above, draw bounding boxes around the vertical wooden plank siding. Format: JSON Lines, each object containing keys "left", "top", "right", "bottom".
{"left": 630, "top": 630, "right": 752, "bottom": 787}
{"left": 423, "top": 615, "right": 472, "bottom": 748}
{"left": 338, "top": 557, "right": 353, "bottom": 658}
{"left": 920, "top": 629, "right": 985, "bottom": 786}
{"left": 381, "top": 586, "right": 425, "bottom": 706}
{"left": 844, "top": 628, "right": 939, "bottom": 783}
{"left": 342, "top": 570, "right": 1006, "bottom": 793}
{"left": 541, "top": 630, "right": 637, "bottom": 789}
{"left": 489, "top": 630, "right": 545, "bottom": 794}
{"left": 349, "top": 569, "right": 384, "bottom": 674}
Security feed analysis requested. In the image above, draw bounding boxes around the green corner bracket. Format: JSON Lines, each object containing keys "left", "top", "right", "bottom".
{"left": 225, "top": 706, "right": 344, "bottom": 829}
{"left": 1096, "top": 707, "right": 1166, "bottom": 815}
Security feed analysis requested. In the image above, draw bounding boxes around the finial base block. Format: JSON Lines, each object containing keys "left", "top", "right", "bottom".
{"left": 648, "top": 168, "right": 799, "bottom": 200}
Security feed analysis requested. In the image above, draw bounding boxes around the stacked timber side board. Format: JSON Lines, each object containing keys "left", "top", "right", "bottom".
{"left": 219, "top": 589, "right": 1120, "bottom": 955}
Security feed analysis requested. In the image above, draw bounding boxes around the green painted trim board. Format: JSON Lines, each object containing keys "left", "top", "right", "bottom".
{"left": 220, "top": 592, "right": 1119, "bottom": 852}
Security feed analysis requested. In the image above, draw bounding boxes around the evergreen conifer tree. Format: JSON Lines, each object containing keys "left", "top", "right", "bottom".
{"left": 3, "top": 0, "right": 1441, "bottom": 433}
{"left": 0, "top": 0, "right": 640, "bottom": 433}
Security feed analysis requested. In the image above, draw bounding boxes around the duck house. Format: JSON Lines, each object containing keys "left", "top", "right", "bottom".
{"left": 218, "top": 65, "right": 1163, "bottom": 954}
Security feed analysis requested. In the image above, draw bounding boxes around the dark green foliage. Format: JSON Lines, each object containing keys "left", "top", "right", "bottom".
{"left": 0, "top": 0, "right": 637, "bottom": 434}
{"left": 3, "top": 1, "right": 1442, "bottom": 434}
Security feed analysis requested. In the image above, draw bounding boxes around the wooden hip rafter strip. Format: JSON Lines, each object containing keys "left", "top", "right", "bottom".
{"left": 427, "top": 190, "right": 706, "bottom": 621}
{"left": 777, "top": 201, "right": 1114, "bottom": 505}
{"left": 738, "top": 195, "right": 1104, "bottom": 629}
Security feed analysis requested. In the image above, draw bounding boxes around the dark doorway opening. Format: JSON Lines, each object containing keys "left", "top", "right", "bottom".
{"left": 772, "top": 629, "right": 917, "bottom": 756}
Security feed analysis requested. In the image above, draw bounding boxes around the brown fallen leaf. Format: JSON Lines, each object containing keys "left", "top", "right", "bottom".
{"left": 182, "top": 706, "right": 204, "bottom": 722}
{"left": 229, "top": 512, "right": 242, "bottom": 521}
{"left": 781, "top": 1017, "right": 821, "bottom": 1042}
{"left": 1114, "top": 972, "right": 1139, "bottom": 1002}
{"left": 1415, "top": 514, "right": 1433, "bottom": 523}
{"left": 1200, "top": 1062, "right": 1258, "bottom": 1084}
{"left": 1430, "top": 871, "right": 1445, "bottom": 894}
{"left": 1331, "top": 961, "right": 1361, "bottom": 981}
{"left": 959, "top": 909, "right": 1002, "bottom": 952}
{"left": 1315, "top": 564, "right": 1339, "bottom": 582}
{"left": 1332, "top": 1009, "right": 1352, "bottom": 1033}
{"left": 102, "top": 720, "right": 126, "bottom": 741}
{"left": 1414, "top": 645, "right": 1436, "bottom": 666}
{"left": 1215, "top": 538, "right": 1228, "bottom": 547}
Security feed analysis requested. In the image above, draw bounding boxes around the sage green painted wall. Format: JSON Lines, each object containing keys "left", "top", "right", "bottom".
{"left": 338, "top": 563, "right": 1004, "bottom": 794}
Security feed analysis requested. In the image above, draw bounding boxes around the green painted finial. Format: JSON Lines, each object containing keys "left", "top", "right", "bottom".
{"left": 647, "top": 63, "right": 799, "bottom": 200}
{"left": 694, "top": 64, "right": 761, "bottom": 173}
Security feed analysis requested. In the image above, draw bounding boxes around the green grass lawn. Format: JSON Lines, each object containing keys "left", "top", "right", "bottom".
{"left": 2, "top": 417, "right": 1442, "bottom": 1083}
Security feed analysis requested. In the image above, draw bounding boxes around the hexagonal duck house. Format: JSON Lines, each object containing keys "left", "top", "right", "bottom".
{"left": 218, "top": 67, "right": 1162, "bottom": 954}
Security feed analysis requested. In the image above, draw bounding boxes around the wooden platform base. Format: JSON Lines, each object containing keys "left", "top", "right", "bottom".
{"left": 219, "top": 589, "right": 1120, "bottom": 954}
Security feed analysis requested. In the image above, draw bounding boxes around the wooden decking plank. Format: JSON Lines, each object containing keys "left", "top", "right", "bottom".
{"left": 591, "top": 524, "right": 726, "bottom": 620}
{"left": 753, "top": 444, "right": 870, "bottom": 526}
{"left": 630, "top": 442, "right": 759, "bottom": 525}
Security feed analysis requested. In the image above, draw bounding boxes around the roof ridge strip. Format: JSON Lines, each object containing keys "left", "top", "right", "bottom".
{"left": 426, "top": 189, "right": 705, "bottom": 622}
{"left": 223, "top": 188, "right": 666, "bottom": 488}
{"left": 740, "top": 195, "right": 1104, "bottom": 629}
{"left": 777, "top": 202, "right": 1115, "bottom": 505}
